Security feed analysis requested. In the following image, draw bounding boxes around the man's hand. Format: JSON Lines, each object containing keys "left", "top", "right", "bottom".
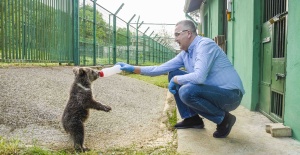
{"left": 116, "top": 62, "right": 135, "bottom": 72}
{"left": 168, "top": 77, "right": 180, "bottom": 94}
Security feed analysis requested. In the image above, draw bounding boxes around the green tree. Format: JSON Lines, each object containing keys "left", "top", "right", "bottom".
{"left": 79, "top": 5, "right": 109, "bottom": 45}
{"left": 116, "top": 27, "right": 128, "bottom": 46}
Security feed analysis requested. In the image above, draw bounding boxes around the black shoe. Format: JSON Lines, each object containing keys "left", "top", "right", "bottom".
{"left": 213, "top": 112, "right": 236, "bottom": 138}
{"left": 174, "top": 115, "right": 204, "bottom": 129}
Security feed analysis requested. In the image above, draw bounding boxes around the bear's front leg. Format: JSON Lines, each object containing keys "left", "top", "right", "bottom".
{"left": 90, "top": 100, "right": 111, "bottom": 112}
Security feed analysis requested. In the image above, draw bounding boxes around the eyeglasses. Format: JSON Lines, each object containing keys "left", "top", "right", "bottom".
{"left": 174, "top": 30, "right": 188, "bottom": 37}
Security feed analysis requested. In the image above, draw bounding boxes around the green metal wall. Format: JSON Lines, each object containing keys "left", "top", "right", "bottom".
{"left": 203, "top": 0, "right": 260, "bottom": 110}
{"left": 227, "top": 0, "right": 300, "bottom": 141}
{"left": 285, "top": 0, "right": 300, "bottom": 141}
{"left": 226, "top": 0, "right": 261, "bottom": 110}
{"left": 201, "top": 0, "right": 300, "bottom": 141}
{"left": 202, "top": 0, "right": 223, "bottom": 38}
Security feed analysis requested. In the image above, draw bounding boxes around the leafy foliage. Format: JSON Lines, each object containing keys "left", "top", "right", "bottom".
{"left": 79, "top": 4, "right": 110, "bottom": 45}
{"left": 117, "top": 27, "right": 130, "bottom": 45}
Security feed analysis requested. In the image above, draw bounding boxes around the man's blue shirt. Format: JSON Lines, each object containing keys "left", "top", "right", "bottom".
{"left": 140, "top": 36, "right": 245, "bottom": 94}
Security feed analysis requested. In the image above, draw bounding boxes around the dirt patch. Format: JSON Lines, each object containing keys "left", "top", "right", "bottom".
{"left": 0, "top": 66, "right": 175, "bottom": 151}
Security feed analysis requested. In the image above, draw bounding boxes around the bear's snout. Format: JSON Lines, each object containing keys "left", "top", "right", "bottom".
{"left": 93, "top": 70, "right": 100, "bottom": 79}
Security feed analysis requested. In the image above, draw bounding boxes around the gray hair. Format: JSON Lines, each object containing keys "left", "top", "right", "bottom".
{"left": 176, "top": 20, "right": 197, "bottom": 35}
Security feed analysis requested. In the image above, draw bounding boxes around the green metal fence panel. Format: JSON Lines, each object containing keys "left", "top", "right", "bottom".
{"left": 78, "top": 0, "right": 114, "bottom": 66}
{"left": 0, "top": 0, "right": 177, "bottom": 65}
{"left": 0, "top": 0, "right": 73, "bottom": 63}
{"left": 78, "top": 0, "right": 177, "bottom": 66}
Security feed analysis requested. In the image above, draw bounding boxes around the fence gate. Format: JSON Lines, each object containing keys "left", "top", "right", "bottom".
{"left": 259, "top": 0, "right": 288, "bottom": 123}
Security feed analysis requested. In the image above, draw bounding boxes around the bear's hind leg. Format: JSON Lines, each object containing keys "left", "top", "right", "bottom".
{"left": 70, "top": 122, "right": 89, "bottom": 152}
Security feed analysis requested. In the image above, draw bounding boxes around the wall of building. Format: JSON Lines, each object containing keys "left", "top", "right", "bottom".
{"left": 198, "top": 0, "right": 300, "bottom": 142}
{"left": 199, "top": 0, "right": 260, "bottom": 110}
{"left": 226, "top": 0, "right": 260, "bottom": 110}
{"left": 224, "top": 0, "right": 300, "bottom": 141}
{"left": 201, "top": 0, "right": 222, "bottom": 38}
{"left": 285, "top": 0, "right": 300, "bottom": 141}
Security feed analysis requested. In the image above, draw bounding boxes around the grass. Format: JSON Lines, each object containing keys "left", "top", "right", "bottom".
{"left": 99, "top": 144, "right": 179, "bottom": 155}
{"left": 125, "top": 73, "right": 169, "bottom": 88}
{"left": 0, "top": 64, "right": 179, "bottom": 155}
{"left": 167, "top": 108, "right": 178, "bottom": 130}
{"left": 0, "top": 137, "right": 21, "bottom": 155}
{"left": 0, "top": 136, "right": 179, "bottom": 155}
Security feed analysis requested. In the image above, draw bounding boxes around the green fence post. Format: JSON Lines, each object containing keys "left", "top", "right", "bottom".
{"left": 113, "top": 3, "right": 124, "bottom": 64}
{"left": 159, "top": 39, "right": 163, "bottom": 63}
{"left": 136, "top": 18, "right": 143, "bottom": 65}
{"left": 93, "top": 0, "right": 97, "bottom": 65}
{"left": 109, "top": 14, "right": 111, "bottom": 64}
{"left": 82, "top": 0, "right": 86, "bottom": 65}
{"left": 148, "top": 31, "right": 154, "bottom": 62}
{"left": 143, "top": 27, "right": 149, "bottom": 64}
{"left": 152, "top": 34, "right": 158, "bottom": 63}
{"left": 113, "top": 15, "right": 116, "bottom": 65}
{"left": 135, "top": 16, "right": 140, "bottom": 65}
{"left": 73, "top": 0, "right": 79, "bottom": 65}
{"left": 127, "top": 14, "right": 136, "bottom": 64}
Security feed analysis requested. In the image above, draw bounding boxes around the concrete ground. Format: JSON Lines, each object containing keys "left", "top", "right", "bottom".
{"left": 176, "top": 105, "right": 300, "bottom": 155}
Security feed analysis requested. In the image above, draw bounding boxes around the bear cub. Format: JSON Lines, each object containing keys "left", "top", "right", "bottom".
{"left": 62, "top": 67, "right": 111, "bottom": 152}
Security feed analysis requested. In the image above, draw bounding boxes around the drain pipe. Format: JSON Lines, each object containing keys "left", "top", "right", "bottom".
{"left": 185, "top": 13, "right": 198, "bottom": 27}
{"left": 231, "top": 0, "right": 235, "bottom": 65}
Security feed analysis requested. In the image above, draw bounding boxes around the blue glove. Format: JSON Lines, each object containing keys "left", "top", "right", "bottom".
{"left": 115, "top": 62, "right": 135, "bottom": 72}
{"left": 168, "top": 77, "right": 180, "bottom": 94}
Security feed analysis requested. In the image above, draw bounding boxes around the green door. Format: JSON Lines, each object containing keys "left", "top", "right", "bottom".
{"left": 259, "top": 9, "right": 288, "bottom": 123}
{"left": 259, "top": 22, "right": 273, "bottom": 118}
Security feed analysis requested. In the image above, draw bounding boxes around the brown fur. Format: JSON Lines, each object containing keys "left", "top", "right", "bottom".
{"left": 62, "top": 67, "right": 111, "bottom": 152}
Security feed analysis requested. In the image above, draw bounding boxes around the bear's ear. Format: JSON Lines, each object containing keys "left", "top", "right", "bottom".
{"left": 73, "top": 67, "right": 85, "bottom": 76}
{"left": 78, "top": 68, "right": 85, "bottom": 75}
{"left": 73, "top": 67, "right": 79, "bottom": 75}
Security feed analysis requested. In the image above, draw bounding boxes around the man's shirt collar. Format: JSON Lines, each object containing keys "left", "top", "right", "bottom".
{"left": 186, "top": 35, "right": 202, "bottom": 53}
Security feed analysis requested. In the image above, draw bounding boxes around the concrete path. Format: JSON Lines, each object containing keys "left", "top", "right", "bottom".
{"left": 176, "top": 105, "right": 300, "bottom": 155}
